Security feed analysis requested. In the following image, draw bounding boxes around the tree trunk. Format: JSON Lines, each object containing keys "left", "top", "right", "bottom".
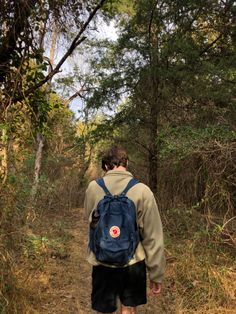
{"left": 146, "top": 10, "right": 160, "bottom": 195}
{"left": 30, "top": 22, "right": 58, "bottom": 199}
{"left": 49, "top": 23, "right": 58, "bottom": 68}
{"left": 1, "top": 127, "right": 8, "bottom": 185}
{"left": 30, "top": 133, "right": 44, "bottom": 199}
{"left": 148, "top": 101, "right": 158, "bottom": 194}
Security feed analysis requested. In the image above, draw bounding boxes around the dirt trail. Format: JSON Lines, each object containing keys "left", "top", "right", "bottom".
{"left": 32, "top": 208, "right": 91, "bottom": 313}
{"left": 30, "top": 208, "right": 171, "bottom": 314}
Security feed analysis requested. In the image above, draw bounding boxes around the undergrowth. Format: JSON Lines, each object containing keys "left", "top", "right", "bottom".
{"left": 0, "top": 163, "right": 87, "bottom": 313}
{"left": 0, "top": 138, "right": 235, "bottom": 313}
{"left": 163, "top": 207, "right": 236, "bottom": 314}
{"left": 158, "top": 125, "right": 236, "bottom": 161}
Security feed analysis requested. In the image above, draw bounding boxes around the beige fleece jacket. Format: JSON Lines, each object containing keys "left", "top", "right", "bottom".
{"left": 84, "top": 170, "right": 166, "bottom": 283}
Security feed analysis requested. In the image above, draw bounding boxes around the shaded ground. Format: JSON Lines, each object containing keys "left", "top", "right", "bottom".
{"left": 25, "top": 208, "right": 174, "bottom": 314}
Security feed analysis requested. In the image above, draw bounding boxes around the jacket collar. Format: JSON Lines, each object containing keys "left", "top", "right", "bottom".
{"left": 105, "top": 170, "right": 133, "bottom": 177}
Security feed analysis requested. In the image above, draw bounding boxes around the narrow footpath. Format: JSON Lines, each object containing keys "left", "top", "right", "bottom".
{"left": 28, "top": 208, "right": 172, "bottom": 314}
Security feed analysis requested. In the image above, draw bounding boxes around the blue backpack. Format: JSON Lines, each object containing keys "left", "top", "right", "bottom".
{"left": 89, "top": 177, "right": 139, "bottom": 266}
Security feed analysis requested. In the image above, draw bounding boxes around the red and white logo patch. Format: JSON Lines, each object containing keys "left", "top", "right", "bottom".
{"left": 109, "top": 226, "right": 120, "bottom": 238}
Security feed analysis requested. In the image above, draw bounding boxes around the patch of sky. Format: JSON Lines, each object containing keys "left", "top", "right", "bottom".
{"left": 45, "top": 17, "right": 118, "bottom": 119}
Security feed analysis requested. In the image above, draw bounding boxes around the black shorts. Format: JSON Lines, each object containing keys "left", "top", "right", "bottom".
{"left": 91, "top": 260, "right": 147, "bottom": 313}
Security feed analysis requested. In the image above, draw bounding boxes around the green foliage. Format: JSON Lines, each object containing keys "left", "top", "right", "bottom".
{"left": 102, "top": 0, "right": 135, "bottom": 17}
{"left": 1, "top": 1, "right": 236, "bottom": 313}
{"left": 23, "top": 233, "right": 68, "bottom": 259}
{"left": 158, "top": 126, "right": 236, "bottom": 160}
{"left": 24, "top": 234, "right": 49, "bottom": 257}
{"left": 83, "top": 0, "right": 236, "bottom": 194}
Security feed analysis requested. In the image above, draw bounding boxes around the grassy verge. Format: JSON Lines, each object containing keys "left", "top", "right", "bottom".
{"left": 161, "top": 208, "right": 236, "bottom": 314}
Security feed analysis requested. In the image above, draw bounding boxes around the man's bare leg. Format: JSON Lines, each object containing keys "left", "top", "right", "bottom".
{"left": 96, "top": 312, "right": 116, "bottom": 314}
{"left": 121, "top": 305, "right": 136, "bottom": 314}
{"left": 96, "top": 305, "right": 136, "bottom": 314}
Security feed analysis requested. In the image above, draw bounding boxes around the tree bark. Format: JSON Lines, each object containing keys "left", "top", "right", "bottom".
{"left": 147, "top": 4, "right": 160, "bottom": 195}
{"left": 148, "top": 101, "right": 158, "bottom": 195}
{"left": 0, "top": 127, "right": 8, "bottom": 185}
{"left": 30, "top": 22, "right": 58, "bottom": 199}
{"left": 49, "top": 23, "right": 58, "bottom": 68}
{"left": 30, "top": 134, "right": 44, "bottom": 199}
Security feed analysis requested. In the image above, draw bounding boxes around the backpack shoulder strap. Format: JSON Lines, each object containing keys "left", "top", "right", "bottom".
{"left": 96, "top": 178, "right": 111, "bottom": 196}
{"left": 120, "top": 178, "right": 139, "bottom": 196}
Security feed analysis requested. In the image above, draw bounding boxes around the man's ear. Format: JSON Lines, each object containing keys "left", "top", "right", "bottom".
{"left": 105, "top": 164, "right": 108, "bottom": 171}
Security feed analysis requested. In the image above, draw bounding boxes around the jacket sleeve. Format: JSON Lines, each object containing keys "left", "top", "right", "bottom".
{"left": 139, "top": 190, "right": 166, "bottom": 283}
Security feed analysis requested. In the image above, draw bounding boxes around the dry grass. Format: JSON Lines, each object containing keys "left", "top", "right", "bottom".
{"left": 158, "top": 141, "right": 236, "bottom": 213}
{"left": 1, "top": 206, "right": 234, "bottom": 314}
{"left": 167, "top": 242, "right": 236, "bottom": 314}
{"left": 1, "top": 141, "right": 235, "bottom": 313}
{"left": 161, "top": 205, "right": 236, "bottom": 314}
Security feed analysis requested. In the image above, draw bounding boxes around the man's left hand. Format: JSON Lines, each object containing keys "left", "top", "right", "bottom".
{"left": 150, "top": 281, "right": 162, "bottom": 295}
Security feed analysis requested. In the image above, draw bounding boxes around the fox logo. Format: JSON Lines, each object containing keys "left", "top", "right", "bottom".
{"left": 109, "top": 226, "right": 120, "bottom": 238}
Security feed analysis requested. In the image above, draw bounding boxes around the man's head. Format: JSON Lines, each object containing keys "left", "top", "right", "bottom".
{"left": 101, "top": 145, "right": 129, "bottom": 171}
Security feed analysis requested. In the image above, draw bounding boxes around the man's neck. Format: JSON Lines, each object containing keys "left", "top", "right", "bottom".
{"left": 112, "top": 166, "right": 127, "bottom": 171}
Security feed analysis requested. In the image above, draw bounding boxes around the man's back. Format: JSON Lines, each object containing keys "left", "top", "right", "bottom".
{"left": 85, "top": 169, "right": 165, "bottom": 283}
{"left": 84, "top": 145, "right": 165, "bottom": 313}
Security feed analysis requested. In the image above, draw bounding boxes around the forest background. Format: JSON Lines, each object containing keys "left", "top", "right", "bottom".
{"left": 0, "top": 0, "right": 235, "bottom": 313}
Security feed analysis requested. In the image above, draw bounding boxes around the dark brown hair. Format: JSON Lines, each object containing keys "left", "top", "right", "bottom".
{"left": 101, "top": 146, "right": 129, "bottom": 171}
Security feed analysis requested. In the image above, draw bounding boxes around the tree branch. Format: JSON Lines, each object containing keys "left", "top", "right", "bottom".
{"left": 66, "top": 84, "right": 86, "bottom": 106}
{"left": 13, "top": 0, "right": 107, "bottom": 102}
{"left": 199, "top": 33, "right": 223, "bottom": 57}
{"left": 68, "top": 90, "right": 85, "bottom": 102}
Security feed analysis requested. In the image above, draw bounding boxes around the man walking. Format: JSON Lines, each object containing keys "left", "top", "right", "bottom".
{"left": 84, "top": 146, "right": 165, "bottom": 314}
